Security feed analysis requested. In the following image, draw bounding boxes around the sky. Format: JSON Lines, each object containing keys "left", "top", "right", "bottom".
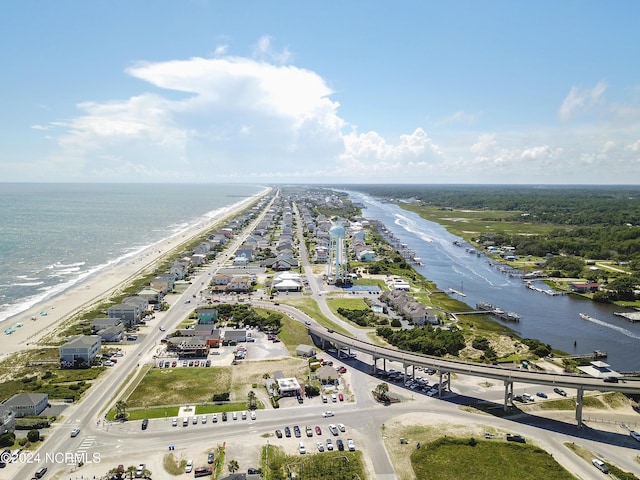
{"left": 2, "top": 1, "right": 640, "bottom": 184}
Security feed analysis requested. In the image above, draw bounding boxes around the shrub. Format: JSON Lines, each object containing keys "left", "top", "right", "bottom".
{"left": 0, "top": 432, "right": 15, "bottom": 447}
{"left": 27, "top": 430, "right": 40, "bottom": 443}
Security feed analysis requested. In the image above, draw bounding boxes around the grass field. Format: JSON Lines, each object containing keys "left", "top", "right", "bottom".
{"left": 125, "top": 366, "right": 232, "bottom": 407}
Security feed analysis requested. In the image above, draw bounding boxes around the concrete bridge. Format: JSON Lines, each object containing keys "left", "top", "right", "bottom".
{"left": 310, "top": 327, "right": 640, "bottom": 428}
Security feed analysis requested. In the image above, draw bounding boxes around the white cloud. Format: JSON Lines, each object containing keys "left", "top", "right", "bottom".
{"left": 25, "top": 45, "right": 640, "bottom": 184}
{"left": 559, "top": 81, "right": 607, "bottom": 122}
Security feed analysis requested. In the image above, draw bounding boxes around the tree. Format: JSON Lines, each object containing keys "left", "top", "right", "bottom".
{"left": 27, "top": 429, "right": 40, "bottom": 443}
{"left": 247, "top": 390, "right": 257, "bottom": 410}
{"left": 228, "top": 459, "right": 239, "bottom": 473}
{"left": 375, "top": 382, "right": 389, "bottom": 402}
{"left": 115, "top": 400, "right": 128, "bottom": 420}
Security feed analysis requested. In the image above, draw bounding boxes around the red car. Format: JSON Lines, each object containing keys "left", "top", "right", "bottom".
{"left": 315, "top": 426, "right": 322, "bottom": 435}
{"left": 338, "top": 393, "right": 344, "bottom": 401}
{"left": 338, "top": 367, "right": 347, "bottom": 373}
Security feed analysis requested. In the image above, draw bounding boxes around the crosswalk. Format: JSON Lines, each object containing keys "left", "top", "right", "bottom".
{"left": 76, "top": 436, "right": 95, "bottom": 454}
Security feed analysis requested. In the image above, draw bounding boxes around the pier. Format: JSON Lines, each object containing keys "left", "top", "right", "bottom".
{"left": 476, "top": 302, "right": 520, "bottom": 322}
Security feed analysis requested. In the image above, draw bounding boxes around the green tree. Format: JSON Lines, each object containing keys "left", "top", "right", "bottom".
{"left": 247, "top": 390, "right": 257, "bottom": 410}
{"left": 26, "top": 429, "right": 40, "bottom": 443}
{"left": 375, "top": 382, "right": 389, "bottom": 402}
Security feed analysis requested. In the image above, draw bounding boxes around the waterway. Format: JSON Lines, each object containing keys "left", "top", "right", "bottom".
{"left": 348, "top": 191, "right": 640, "bottom": 372}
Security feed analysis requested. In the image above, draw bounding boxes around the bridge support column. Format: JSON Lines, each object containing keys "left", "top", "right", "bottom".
{"left": 503, "top": 379, "right": 513, "bottom": 411}
{"left": 403, "top": 363, "right": 408, "bottom": 385}
{"left": 576, "top": 386, "right": 584, "bottom": 428}
{"left": 372, "top": 356, "right": 378, "bottom": 374}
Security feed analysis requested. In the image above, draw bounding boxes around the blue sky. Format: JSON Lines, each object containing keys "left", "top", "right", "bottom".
{"left": 2, "top": 1, "right": 639, "bottom": 184}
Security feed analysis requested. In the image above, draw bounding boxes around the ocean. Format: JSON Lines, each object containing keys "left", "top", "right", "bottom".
{"left": 0, "top": 183, "right": 265, "bottom": 324}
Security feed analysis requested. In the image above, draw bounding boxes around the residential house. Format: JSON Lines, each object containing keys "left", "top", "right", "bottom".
{"left": 2, "top": 393, "right": 49, "bottom": 418}
{"left": 60, "top": 335, "right": 101, "bottom": 368}
{"left": 226, "top": 276, "right": 250, "bottom": 293}
{"left": 107, "top": 303, "right": 140, "bottom": 327}
{"left": 91, "top": 318, "right": 124, "bottom": 343}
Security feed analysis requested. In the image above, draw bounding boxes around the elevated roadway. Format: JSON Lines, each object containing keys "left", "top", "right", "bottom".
{"left": 309, "top": 327, "right": 640, "bottom": 427}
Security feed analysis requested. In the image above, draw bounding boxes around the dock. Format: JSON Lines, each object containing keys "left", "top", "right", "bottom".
{"left": 564, "top": 350, "right": 608, "bottom": 360}
{"left": 614, "top": 312, "right": 640, "bottom": 322}
{"left": 476, "top": 302, "right": 520, "bottom": 322}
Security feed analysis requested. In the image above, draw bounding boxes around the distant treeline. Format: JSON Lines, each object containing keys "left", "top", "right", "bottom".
{"left": 347, "top": 185, "right": 640, "bottom": 266}
{"left": 346, "top": 184, "right": 640, "bottom": 226}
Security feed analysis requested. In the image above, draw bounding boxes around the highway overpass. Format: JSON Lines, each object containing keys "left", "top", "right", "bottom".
{"left": 309, "top": 326, "right": 640, "bottom": 428}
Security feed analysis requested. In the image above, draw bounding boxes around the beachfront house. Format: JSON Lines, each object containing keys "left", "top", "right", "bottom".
{"left": 2, "top": 393, "right": 49, "bottom": 418}
{"left": 91, "top": 318, "right": 124, "bottom": 342}
{"left": 59, "top": 335, "right": 101, "bottom": 368}
{"left": 107, "top": 297, "right": 146, "bottom": 327}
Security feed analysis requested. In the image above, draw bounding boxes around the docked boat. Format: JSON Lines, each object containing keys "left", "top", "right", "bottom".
{"left": 477, "top": 302, "right": 520, "bottom": 322}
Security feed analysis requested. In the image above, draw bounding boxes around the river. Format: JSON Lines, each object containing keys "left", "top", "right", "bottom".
{"left": 348, "top": 191, "right": 640, "bottom": 372}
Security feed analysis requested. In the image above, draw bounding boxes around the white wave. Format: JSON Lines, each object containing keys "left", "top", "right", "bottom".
{"left": 16, "top": 275, "right": 39, "bottom": 281}
{"left": 393, "top": 214, "right": 434, "bottom": 243}
{"left": 13, "top": 281, "right": 45, "bottom": 287}
{"left": 50, "top": 261, "right": 86, "bottom": 269}
{"left": 581, "top": 315, "right": 640, "bottom": 340}
{"left": 49, "top": 267, "right": 82, "bottom": 276}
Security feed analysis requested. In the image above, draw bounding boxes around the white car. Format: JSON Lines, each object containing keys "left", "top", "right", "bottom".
{"left": 591, "top": 458, "right": 609, "bottom": 473}
{"left": 630, "top": 430, "right": 640, "bottom": 442}
{"left": 232, "top": 412, "right": 237, "bottom": 420}
{"left": 316, "top": 441, "right": 325, "bottom": 452}
{"left": 172, "top": 417, "right": 178, "bottom": 427}
{"left": 337, "top": 423, "right": 345, "bottom": 432}
{"left": 185, "top": 460, "right": 193, "bottom": 473}
{"left": 250, "top": 411, "right": 256, "bottom": 420}
{"left": 347, "top": 438, "right": 356, "bottom": 451}
{"left": 326, "top": 439, "right": 334, "bottom": 450}
{"left": 322, "top": 411, "right": 335, "bottom": 417}
{"left": 298, "top": 442, "right": 306, "bottom": 454}
{"left": 211, "top": 413, "right": 218, "bottom": 423}
{"left": 201, "top": 415, "right": 207, "bottom": 424}
{"left": 70, "top": 428, "right": 80, "bottom": 437}
{"left": 241, "top": 411, "right": 247, "bottom": 420}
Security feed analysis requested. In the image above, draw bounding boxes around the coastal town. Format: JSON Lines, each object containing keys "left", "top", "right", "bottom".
{"left": 1, "top": 187, "right": 640, "bottom": 480}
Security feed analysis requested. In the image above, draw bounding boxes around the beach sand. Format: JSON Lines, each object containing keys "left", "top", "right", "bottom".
{"left": 0, "top": 189, "right": 268, "bottom": 360}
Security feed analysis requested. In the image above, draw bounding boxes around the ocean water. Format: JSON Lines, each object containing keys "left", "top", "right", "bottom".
{"left": 0, "top": 183, "right": 265, "bottom": 323}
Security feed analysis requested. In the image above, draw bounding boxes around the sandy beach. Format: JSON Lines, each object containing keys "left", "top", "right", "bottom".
{"left": 0, "top": 189, "right": 269, "bottom": 360}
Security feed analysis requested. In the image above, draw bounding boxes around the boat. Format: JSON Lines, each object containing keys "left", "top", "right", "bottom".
{"left": 579, "top": 313, "right": 596, "bottom": 321}
{"left": 476, "top": 302, "right": 520, "bottom": 322}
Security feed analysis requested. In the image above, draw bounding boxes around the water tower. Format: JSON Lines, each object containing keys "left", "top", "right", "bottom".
{"left": 327, "top": 222, "right": 346, "bottom": 284}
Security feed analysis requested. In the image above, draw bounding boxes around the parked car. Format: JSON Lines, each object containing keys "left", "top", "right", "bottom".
{"left": 284, "top": 426, "right": 291, "bottom": 437}
{"left": 338, "top": 393, "right": 344, "bottom": 401}
{"left": 141, "top": 419, "right": 149, "bottom": 430}
{"left": 347, "top": 438, "right": 356, "bottom": 451}
{"left": 222, "top": 412, "right": 227, "bottom": 422}
{"left": 592, "top": 458, "right": 609, "bottom": 473}
{"left": 316, "top": 441, "right": 325, "bottom": 452}
{"left": 298, "top": 442, "right": 306, "bottom": 454}
{"left": 337, "top": 423, "right": 345, "bottom": 432}
{"left": 535, "top": 392, "right": 547, "bottom": 398}
{"left": 326, "top": 439, "right": 334, "bottom": 450}
{"left": 275, "top": 429, "right": 283, "bottom": 438}
{"left": 522, "top": 393, "right": 534, "bottom": 402}
{"left": 315, "top": 426, "right": 322, "bottom": 435}
{"left": 336, "top": 439, "right": 344, "bottom": 451}
{"left": 250, "top": 411, "right": 256, "bottom": 420}
{"left": 172, "top": 417, "right": 178, "bottom": 427}
{"left": 207, "top": 452, "right": 215, "bottom": 464}
{"left": 185, "top": 460, "right": 193, "bottom": 473}
{"left": 211, "top": 413, "right": 218, "bottom": 423}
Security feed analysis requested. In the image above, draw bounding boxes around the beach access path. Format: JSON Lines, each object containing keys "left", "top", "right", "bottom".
{"left": 0, "top": 190, "right": 269, "bottom": 359}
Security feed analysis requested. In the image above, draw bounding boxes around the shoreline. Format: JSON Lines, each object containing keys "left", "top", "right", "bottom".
{"left": 0, "top": 188, "right": 269, "bottom": 359}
